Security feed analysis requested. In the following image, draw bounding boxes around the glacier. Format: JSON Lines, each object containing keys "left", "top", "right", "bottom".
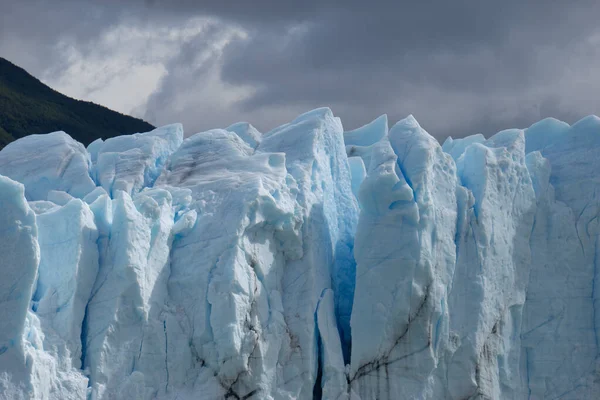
{"left": 0, "top": 108, "right": 599, "bottom": 400}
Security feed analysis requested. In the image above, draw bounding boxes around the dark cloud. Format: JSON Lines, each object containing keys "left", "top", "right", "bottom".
{"left": 1, "top": 0, "right": 600, "bottom": 140}
{"left": 217, "top": 1, "right": 600, "bottom": 135}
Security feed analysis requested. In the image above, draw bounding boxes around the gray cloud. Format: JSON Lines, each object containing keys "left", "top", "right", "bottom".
{"left": 1, "top": 0, "right": 600, "bottom": 140}
{"left": 217, "top": 1, "right": 600, "bottom": 136}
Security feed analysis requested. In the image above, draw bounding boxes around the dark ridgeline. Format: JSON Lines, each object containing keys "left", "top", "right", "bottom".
{"left": 0, "top": 57, "right": 155, "bottom": 150}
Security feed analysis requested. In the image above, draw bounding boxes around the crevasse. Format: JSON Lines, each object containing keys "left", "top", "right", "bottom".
{"left": 0, "top": 109, "right": 599, "bottom": 399}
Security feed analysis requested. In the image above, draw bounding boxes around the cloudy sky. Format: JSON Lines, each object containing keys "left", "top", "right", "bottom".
{"left": 1, "top": 0, "right": 599, "bottom": 140}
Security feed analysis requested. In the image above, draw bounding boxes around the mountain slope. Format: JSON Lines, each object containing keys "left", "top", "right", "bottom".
{"left": 0, "top": 57, "right": 154, "bottom": 149}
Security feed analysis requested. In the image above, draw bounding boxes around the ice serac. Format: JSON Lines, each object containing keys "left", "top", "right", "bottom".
{"left": 349, "top": 122, "right": 420, "bottom": 398}
{"left": 520, "top": 151, "right": 591, "bottom": 398}
{"left": 33, "top": 199, "right": 99, "bottom": 368}
{"left": 520, "top": 116, "right": 600, "bottom": 399}
{"left": 447, "top": 129, "right": 536, "bottom": 399}
{"left": 226, "top": 122, "right": 262, "bottom": 149}
{"left": 134, "top": 107, "right": 357, "bottom": 399}
{"left": 83, "top": 188, "right": 176, "bottom": 399}
{"left": 92, "top": 124, "right": 183, "bottom": 196}
{"left": 350, "top": 115, "right": 458, "bottom": 399}
{"left": 388, "top": 116, "right": 458, "bottom": 398}
{"left": 441, "top": 133, "right": 485, "bottom": 161}
{"left": 30, "top": 198, "right": 99, "bottom": 399}
{"left": 0, "top": 176, "right": 40, "bottom": 399}
{"left": 0, "top": 177, "right": 91, "bottom": 400}
{"left": 259, "top": 107, "right": 358, "bottom": 396}
{"left": 0, "top": 132, "right": 96, "bottom": 200}
{"left": 344, "top": 114, "right": 388, "bottom": 147}
{"left": 350, "top": 117, "right": 538, "bottom": 399}
{"left": 345, "top": 115, "right": 388, "bottom": 173}
{"left": 1, "top": 108, "right": 600, "bottom": 400}
{"left": 523, "top": 117, "right": 569, "bottom": 154}
{"left": 151, "top": 128, "right": 299, "bottom": 398}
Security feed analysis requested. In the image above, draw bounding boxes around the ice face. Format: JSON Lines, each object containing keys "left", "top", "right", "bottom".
{"left": 347, "top": 157, "right": 366, "bottom": 199}
{"left": 226, "top": 122, "right": 262, "bottom": 149}
{"left": 33, "top": 199, "right": 99, "bottom": 367}
{"left": 0, "top": 132, "right": 96, "bottom": 201}
{"left": 344, "top": 115, "right": 388, "bottom": 147}
{"left": 441, "top": 133, "right": 486, "bottom": 161}
{"left": 0, "top": 109, "right": 599, "bottom": 399}
{"left": 518, "top": 116, "right": 600, "bottom": 399}
{"left": 92, "top": 124, "right": 183, "bottom": 196}
{"left": 0, "top": 176, "right": 40, "bottom": 398}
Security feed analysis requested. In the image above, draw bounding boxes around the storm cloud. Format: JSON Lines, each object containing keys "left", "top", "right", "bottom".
{"left": 1, "top": 0, "right": 599, "bottom": 139}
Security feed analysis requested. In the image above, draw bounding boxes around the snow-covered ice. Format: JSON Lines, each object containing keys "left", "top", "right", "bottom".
{"left": 0, "top": 108, "right": 599, "bottom": 399}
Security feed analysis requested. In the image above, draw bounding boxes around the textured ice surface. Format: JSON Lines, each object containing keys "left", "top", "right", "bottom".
{"left": 344, "top": 115, "right": 388, "bottom": 147}
{"left": 0, "top": 132, "right": 96, "bottom": 201}
{"left": 91, "top": 124, "right": 183, "bottom": 196}
{"left": 1, "top": 109, "right": 599, "bottom": 399}
{"left": 0, "top": 176, "right": 40, "bottom": 399}
{"left": 226, "top": 122, "right": 262, "bottom": 149}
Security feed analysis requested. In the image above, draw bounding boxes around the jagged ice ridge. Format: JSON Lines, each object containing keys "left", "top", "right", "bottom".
{"left": 0, "top": 108, "right": 599, "bottom": 399}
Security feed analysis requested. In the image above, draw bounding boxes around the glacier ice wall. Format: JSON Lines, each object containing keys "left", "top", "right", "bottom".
{"left": 0, "top": 109, "right": 599, "bottom": 399}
